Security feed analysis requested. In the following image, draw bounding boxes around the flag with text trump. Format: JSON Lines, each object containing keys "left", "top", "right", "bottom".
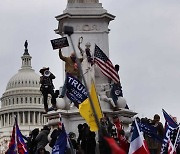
{"left": 161, "top": 109, "right": 179, "bottom": 154}
{"left": 52, "top": 114, "right": 74, "bottom": 154}
{"left": 52, "top": 123, "right": 67, "bottom": 154}
{"left": 79, "top": 81, "right": 103, "bottom": 132}
{"left": 94, "top": 44, "right": 120, "bottom": 84}
{"left": 128, "top": 119, "right": 150, "bottom": 154}
{"left": 66, "top": 73, "right": 88, "bottom": 107}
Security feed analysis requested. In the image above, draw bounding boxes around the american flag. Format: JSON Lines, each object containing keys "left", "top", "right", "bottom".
{"left": 94, "top": 44, "right": 120, "bottom": 83}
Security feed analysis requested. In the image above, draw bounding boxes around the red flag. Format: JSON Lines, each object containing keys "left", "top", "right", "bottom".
{"left": 104, "top": 136, "right": 126, "bottom": 154}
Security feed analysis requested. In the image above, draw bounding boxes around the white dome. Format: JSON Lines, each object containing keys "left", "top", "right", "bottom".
{"left": 6, "top": 68, "right": 40, "bottom": 90}
{"left": 0, "top": 42, "right": 45, "bottom": 149}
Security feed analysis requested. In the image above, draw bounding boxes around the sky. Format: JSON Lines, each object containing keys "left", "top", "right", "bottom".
{"left": 0, "top": 0, "right": 180, "bottom": 123}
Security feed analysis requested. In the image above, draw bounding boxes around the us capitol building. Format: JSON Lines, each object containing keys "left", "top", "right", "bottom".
{"left": 0, "top": 42, "right": 46, "bottom": 153}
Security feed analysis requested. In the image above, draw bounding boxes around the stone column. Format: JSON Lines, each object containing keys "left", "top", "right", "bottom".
{"left": 7, "top": 114, "right": 9, "bottom": 126}
{"left": 17, "top": 112, "right": 19, "bottom": 124}
{"left": 38, "top": 112, "right": 41, "bottom": 124}
{"left": 28, "top": 111, "right": 30, "bottom": 125}
{"left": 23, "top": 112, "right": 25, "bottom": 125}
{"left": 9, "top": 113, "right": 11, "bottom": 126}
{"left": 33, "top": 111, "right": 36, "bottom": 124}
{"left": 41, "top": 113, "right": 43, "bottom": 124}
{"left": 12, "top": 112, "right": 14, "bottom": 124}
{"left": 3, "top": 114, "right": 5, "bottom": 127}
{"left": 1, "top": 115, "right": 2, "bottom": 127}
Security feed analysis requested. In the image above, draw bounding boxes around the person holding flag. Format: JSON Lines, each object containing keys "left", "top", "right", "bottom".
{"left": 58, "top": 49, "right": 83, "bottom": 98}
{"left": 52, "top": 113, "right": 77, "bottom": 154}
{"left": 109, "top": 64, "right": 124, "bottom": 110}
{"left": 93, "top": 44, "right": 129, "bottom": 110}
{"left": 145, "top": 114, "right": 164, "bottom": 154}
{"left": 65, "top": 74, "right": 127, "bottom": 153}
{"left": 49, "top": 123, "right": 63, "bottom": 149}
{"left": 52, "top": 124, "right": 67, "bottom": 154}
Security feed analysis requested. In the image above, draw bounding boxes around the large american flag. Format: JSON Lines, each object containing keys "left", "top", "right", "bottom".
{"left": 94, "top": 44, "right": 120, "bottom": 83}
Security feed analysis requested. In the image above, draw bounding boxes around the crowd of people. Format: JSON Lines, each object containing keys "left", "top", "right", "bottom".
{"left": 37, "top": 44, "right": 180, "bottom": 154}
{"left": 24, "top": 114, "right": 128, "bottom": 154}
{"left": 22, "top": 112, "right": 180, "bottom": 154}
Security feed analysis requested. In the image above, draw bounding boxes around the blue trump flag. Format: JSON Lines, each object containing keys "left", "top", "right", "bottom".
{"left": 52, "top": 124, "right": 67, "bottom": 154}
{"left": 65, "top": 73, "right": 88, "bottom": 107}
{"left": 138, "top": 121, "right": 163, "bottom": 142}
{"left": 161, "top": 109, "right": 179, "bottom": 153}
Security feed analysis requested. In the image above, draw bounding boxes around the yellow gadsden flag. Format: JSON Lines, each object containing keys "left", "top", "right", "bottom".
{"left": 79, "top": 81, "right": 103, "bottom": 132}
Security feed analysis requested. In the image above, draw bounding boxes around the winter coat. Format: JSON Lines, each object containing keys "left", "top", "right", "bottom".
{"left": 59, "top": 50, "right": 83, "bottom": 79}
{"left": 49, "top": 129, "right": 62, "bottom": 148}
{"left": 35, "top": 129, "right": 50, "bottom": 150}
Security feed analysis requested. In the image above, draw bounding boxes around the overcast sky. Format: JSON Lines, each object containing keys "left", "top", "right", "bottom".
{"left": 0, "top": 0, "right": 180, "bottom": 123}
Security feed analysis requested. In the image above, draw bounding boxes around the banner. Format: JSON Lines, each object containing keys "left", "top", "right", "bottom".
{"left": 66, "top": 74, "right": 88, "bottom": 107}
{"left": 79, "top": 81, "right": 103, "bottom": 132}
{"left": 51, "top": 37, "right": 69, "bottom": 50}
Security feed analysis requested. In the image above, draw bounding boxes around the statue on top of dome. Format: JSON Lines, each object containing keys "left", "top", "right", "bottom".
{"left": 24, "top": 40, "right": 29, "bottom": 55}
{"left": 24, "top": 40, "right": 28, "bottom": 49}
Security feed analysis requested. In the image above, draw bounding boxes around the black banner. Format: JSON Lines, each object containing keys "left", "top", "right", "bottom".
{"left": 51, "top": 37, "right": 69, "bottom": 50}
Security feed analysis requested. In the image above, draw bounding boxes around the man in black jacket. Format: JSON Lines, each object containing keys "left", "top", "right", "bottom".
{"left": 39, "top": 67, "right": 57, "bottom": 112}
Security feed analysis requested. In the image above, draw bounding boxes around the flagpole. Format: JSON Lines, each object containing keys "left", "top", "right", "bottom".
{"left": 173, "top": 125, "right": 180, "bottom": 150}
{"left": 134, "top": 119, "right": 149, "bottom": 154}
{"left": 14, "top": 116, "right": 18, "bottom": 153}
{"left": 58, "top": 113, "right": 76, "bottom": 154}
{"left": 64, "top": 26, "right": 101, "bottom": 131}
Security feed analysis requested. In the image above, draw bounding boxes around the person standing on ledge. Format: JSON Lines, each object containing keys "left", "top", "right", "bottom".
{"left": 39, "top": 67, "right": 57, "bottom": 113}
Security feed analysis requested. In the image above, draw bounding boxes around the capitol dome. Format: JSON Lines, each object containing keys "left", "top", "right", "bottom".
{"left": 0, "top": 41, "right": 47, "bottom": 152}
{"left": 6, "top": 68, "right": 40, "bottom": 90}
{"left": 6, "top": 41, "right": 40, "bottom": 91}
